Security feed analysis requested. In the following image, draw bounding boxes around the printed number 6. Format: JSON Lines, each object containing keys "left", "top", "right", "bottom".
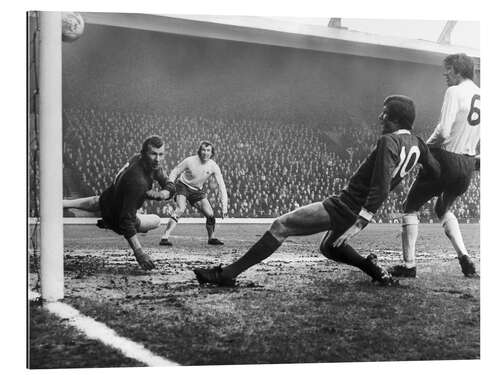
{"left": 467, "top": 94, "right": 480, "bottom": 126}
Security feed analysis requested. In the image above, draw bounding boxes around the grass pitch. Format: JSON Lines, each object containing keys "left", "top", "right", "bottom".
{"left": 28, "top": 223, "right": 480, "bottom": 367}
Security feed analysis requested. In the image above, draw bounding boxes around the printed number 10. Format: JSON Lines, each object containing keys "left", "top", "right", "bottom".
{"left": 392, "top": 146, "right": 420, "bottom": 179}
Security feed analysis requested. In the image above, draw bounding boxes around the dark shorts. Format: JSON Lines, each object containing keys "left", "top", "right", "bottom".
{"left": 98, "top": 195, "right": 141, "bottom": 236}
{"left": 175, "top": 180, "right": 207, "bottom": 206}
{"left": 404, "top": 148, "right": 476, "bottom": 212}
{"left": 321, "top": 196, "right": 358, "bottom": 241}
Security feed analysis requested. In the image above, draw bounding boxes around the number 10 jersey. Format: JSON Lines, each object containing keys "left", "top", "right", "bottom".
{"left": 338, "top": 129, "right": 441, "bottom": 218}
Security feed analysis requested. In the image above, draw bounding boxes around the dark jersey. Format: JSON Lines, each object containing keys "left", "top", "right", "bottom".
{"left": 99, "top": 154, "right": 168, "bottom": 239}
{"left": 339, "top": 130, "right": 440, "bottom": 216}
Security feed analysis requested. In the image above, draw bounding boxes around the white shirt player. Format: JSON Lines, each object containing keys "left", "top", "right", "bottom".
{"left": 169, "top": 155, "right": 228, "bottom": 212}
{"left": 427, "top": 79, "right": 480, "bottom": 156}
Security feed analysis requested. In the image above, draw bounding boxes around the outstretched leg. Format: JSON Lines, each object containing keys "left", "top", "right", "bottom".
{"left": 224, "top": 202, "right": 332, "bottom": 278}
{"left": 194, "top": 202, "right": 331, "bottom": 285}
{"left": 63, "top": 196, "right": 100, "bottom": 211}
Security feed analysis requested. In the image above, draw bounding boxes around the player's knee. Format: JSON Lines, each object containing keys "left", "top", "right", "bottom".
{"left": 440, "top": 211, "right": 458, "bottom": 238}
{"left": 321, "top": 245, "right": 344, "bottom": 262}
{"left": 152, "top": 214, "right": 161, "bottom": 227}
{"left": 137, "top": 214, "right": 161, "bottom": 233}
{"left": 319, "top": 239, "right": 333, "bottom": 259}
{"left": 174, "top": 206, "right": 186, "bottom": 217}
{"left": 403, "top": 202, "right": 419, "bottom": 215}
{"left": 402, "top": 194, "right": 419, "bottom": 214}
{"left": 269, "top": 217, "right": 288, "bottom": 239}
{"left": 402, "top": 200, "right": 410, "bottom": 214}
{"left": 402, "top": 213, "right": 419, "bottom": 226}
{"left": 319, "top": 232, "right": 337, "bottom": 260}
{"left": 439, "top": 211, "right": 457, "bottom": 229}
{"left": 434, "top": 200, "right": 446, "bottom": 219}
{"left": 203, "top": 207, "right": 214, "bottom": 218}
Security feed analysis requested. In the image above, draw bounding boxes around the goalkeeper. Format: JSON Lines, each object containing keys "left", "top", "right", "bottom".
{"left": 63, "top": 135, "right": 175, "bottom": 270}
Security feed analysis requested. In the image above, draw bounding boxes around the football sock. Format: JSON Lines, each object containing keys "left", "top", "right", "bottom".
{"left": 402, "top": 214, "right": 418, "bottom": 268}
{"left": 441, "top": 212, "right": 468, "bottom": 257}
{"left": 328, "top": 243, "right": 371, "bottom": 272}
{"left": 222, "top": 231, "right": 282, "bottom": 279}
{"left": 161, "top": 217, "right": 177, "bottom": 239}
{"left": 206, "top": 216, "right": 216, "bottom": 239}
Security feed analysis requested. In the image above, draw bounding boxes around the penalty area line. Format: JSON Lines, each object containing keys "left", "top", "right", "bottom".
{"left": 29, "top": 290, "right": 178, "bottom": 367}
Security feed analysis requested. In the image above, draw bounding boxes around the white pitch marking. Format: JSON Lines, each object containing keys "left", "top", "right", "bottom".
{"left": 29, "top": 291, "right": 178, "bottom": 366}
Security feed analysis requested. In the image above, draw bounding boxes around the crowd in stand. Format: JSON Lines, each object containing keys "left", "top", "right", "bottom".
{"left": 29, "top": 107, "right": 480, "bottom": 223}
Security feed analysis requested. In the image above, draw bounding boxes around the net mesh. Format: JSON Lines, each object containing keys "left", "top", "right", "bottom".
{"left": 28, "top": 11, "right": 41, "bottom": 291}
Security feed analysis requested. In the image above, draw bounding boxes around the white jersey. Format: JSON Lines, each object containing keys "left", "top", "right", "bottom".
{"left": 169, "top": 155, "right": 228, "bottom": 212}
{"left": 427, "top": 79, "right": 480, "bottom": 156}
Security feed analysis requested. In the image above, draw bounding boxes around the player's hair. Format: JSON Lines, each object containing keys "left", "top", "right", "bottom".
{"left": 141, "top": 135, "right": 163, "bottom": 154}
{"left": 444, "top": 53, "right": 475, "bottom": 80}
{"left": 197, "top": 140, "right": 215, "bottom": 158}
{"left": 383, "top": 95, "right": 416, "bottom": 130}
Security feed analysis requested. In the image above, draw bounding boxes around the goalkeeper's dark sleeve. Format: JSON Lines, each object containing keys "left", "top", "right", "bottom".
{"left": 164, "top": 181, "right": 176, "bottom": 196}
{"left": 145, "top": 182, "right": 176, "bottom": 201}
{"left": 154, "top": 168, "right": 176, "bottom": 195}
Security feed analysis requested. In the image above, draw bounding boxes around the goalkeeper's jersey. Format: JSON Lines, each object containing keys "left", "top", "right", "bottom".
{"left": 339, "top": 130, "right": 440, "bottom": 218}
{"left": 99, "top": 154, "right": 168, "bottom": 239}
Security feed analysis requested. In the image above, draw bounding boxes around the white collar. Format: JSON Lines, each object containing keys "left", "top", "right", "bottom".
{"left": 392, "top": 129, "right": 411, "bottom": 135}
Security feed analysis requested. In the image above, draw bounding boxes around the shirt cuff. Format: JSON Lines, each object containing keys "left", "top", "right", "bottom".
{"left": 358, "top": 208, "right": 373, "bottom": 222}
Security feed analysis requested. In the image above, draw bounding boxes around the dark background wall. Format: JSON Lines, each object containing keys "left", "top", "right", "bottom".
{"left": 26, "top": 22, "right": 478, "bottom": 221}
{"left": 62, "top": 23, "right": 446, "bottom": 134}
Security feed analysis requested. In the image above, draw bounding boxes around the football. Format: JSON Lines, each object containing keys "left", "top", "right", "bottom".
{"left": 61, "top": 12, "right": 85, "bottom": 42}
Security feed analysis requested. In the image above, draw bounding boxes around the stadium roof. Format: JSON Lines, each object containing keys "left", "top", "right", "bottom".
{"left": 82, "top": 12, "right": 480, "bottom": 66}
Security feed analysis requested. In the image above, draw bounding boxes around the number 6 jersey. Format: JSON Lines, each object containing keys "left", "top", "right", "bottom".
{"left": 339, "top": 129, "right": 441, "bottom": 220}
{"left": 427, "top": 79, "right": 480, "bottom": 156}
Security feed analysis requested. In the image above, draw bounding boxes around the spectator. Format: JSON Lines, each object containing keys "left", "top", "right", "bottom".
{"left": 28, "top": 107, "right": 480, "bottom": 223}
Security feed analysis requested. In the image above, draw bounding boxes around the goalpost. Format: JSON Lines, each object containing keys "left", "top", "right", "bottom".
{"left": 38, "top": 11, "right": 64, "bottom": 301}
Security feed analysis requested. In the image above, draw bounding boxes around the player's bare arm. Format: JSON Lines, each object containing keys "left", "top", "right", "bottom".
{"left": 168, "top": 159, "right": 187, "bottom": 182}
{"left": 126, "top": 234, "right": 155, "bottom": 270}
{"left": 427, "top": 88, "right": 459, "bottom": 146}
{"left": 213, "top": 164, "right": 228, "bottom": 217}
{"left": 145, "top": 165, "right": 176, "bottom": 200}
